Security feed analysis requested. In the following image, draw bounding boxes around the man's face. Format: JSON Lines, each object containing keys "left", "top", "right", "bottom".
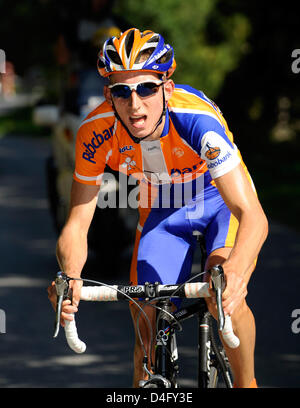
{"left": 104, "top": 71, "right": 174, "bottom": 140}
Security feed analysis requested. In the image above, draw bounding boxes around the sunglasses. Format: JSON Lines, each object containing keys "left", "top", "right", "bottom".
{"left": 108, "top": 81, "right": 164, "bottom": 99}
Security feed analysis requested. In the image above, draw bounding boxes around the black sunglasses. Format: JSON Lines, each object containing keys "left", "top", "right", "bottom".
{"left": 108, "top": 81, "right": 164, "bottom": 99}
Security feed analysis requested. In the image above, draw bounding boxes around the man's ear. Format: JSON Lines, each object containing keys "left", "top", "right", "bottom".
{"left": 164, "top": 80, "right": 175, "bottom": 103}
{"left": 104, "top": 85, "right": 113, "bottom": 106}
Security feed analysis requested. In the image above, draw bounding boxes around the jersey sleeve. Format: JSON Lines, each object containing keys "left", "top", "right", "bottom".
{"left": 184, "top": 107, "right": 240, "bottom": 179}
{"left": 183, "top": 109, "right": 240, "bottom": 179}
{"left": 73, "top": 119, "right": 114, "bottom": 185}
{"left": 200, "top": 129, "right": 240, "bottom": 179}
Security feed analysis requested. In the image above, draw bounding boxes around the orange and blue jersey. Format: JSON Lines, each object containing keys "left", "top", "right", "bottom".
{"left": 74, "top": 84, "right": 251, "bottom": 294}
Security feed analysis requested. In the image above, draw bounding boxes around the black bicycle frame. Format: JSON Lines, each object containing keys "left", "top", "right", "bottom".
{"left": 155, "top": 299, "right": 178, "bottom": 386}
{"left": 171, "top": 298, "right": 213, "bottom": 388}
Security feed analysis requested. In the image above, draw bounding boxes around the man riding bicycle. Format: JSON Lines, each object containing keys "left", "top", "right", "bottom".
{"left": 48, "top": 28, "right": 268, "bottom": 388}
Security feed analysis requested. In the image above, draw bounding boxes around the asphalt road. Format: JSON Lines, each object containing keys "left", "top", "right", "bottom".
{"left": 0, "top": 135, "right": 299, "bottom": 388}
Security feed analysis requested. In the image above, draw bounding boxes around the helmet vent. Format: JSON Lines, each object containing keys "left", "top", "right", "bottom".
{"left": 107, "top": 49, "right": 123, "bottom": 66}
{"left": 135, "top": 47, "right": 155, "bottom": 64}
{"left": 125, "top": 29, "right": 135, "bottom": 59}
{"left": 146, "top": 34, "right": 159, "bottom": 44}
{"left": 157, "top": 48, "right": 173, "bottom": 64}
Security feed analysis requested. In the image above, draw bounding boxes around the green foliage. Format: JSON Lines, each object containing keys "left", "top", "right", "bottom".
{"left": 114, "top": 0, "right": 250, "bottom": 97}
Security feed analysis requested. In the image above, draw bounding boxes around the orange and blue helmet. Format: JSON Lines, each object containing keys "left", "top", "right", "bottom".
{"left": 97, "top": 28, "right": 176, "bottom": 78}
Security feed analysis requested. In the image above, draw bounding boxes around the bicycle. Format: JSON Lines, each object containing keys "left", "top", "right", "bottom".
{"left": 52, "top": 241, "right": 239, "bottom": 388}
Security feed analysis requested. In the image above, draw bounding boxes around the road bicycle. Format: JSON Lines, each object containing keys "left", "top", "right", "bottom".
{"left": 53, "top": 238, "right": 239, "bottom": 388}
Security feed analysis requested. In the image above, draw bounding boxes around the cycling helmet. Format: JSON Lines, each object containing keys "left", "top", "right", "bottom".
{"left": 97, "top": 28, "right": 176, "bottom": 78}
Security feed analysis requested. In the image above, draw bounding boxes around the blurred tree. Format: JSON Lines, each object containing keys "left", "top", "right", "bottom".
{"left": 215, "top": 0, "right": 299, "bottom": 155}
{"left": 114, "top": 0, "right": 251, "bottom": 97}
{"left": 214, "top": 0, "right": 300, "bottom": 230}
{"left": 0, "top": 0, "right": 130, "bottom": 101}
{"left": 0, "top": 0, "right": 55, "bottom": 73}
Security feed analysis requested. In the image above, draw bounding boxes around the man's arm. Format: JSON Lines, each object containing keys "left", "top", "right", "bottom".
{"left": 48, "top": 180, "right": 100, "bottom": 323}
{"left": 214, "top": 163, "right": 269, "bottom": 314}
{"left": 56, "top": 180, "right": 100, "bottom": 278}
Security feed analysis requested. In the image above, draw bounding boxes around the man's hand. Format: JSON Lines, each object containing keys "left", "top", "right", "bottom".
{"left": 221, "top": 263, "right": 248, "bottom": 316}
{"left": 47, "top": 278, "right": 83, "bottom": 327}
{"left": 205, "top": 263, "right": 247, "bottom": 319}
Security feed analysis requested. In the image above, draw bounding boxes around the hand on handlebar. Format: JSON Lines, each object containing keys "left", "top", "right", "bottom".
{"left": 47, "top": 273, "right": 82, "bottom": 331}
{"left": 208, "top": 264, "right": 248, "bottom": 318}
{"left": 221, "top": 264, "right": 248, "bottom": 317}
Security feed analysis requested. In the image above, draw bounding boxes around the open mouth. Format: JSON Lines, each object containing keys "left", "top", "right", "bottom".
{"left": 130, "top": 115, "right": 147, "bottom": 128}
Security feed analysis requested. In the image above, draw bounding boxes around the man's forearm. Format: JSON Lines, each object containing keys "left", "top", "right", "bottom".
{"left": 56, "top": 225, "right": 88, "bottom": 278}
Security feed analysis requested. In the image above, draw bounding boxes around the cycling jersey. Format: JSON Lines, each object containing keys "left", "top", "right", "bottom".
{"left": 74, "top": 84, "right": 252, "bottom": 291}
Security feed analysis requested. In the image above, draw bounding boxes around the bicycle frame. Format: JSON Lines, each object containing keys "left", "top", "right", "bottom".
{"left": 155, "top": 299, "right": 179, "bottom": 387}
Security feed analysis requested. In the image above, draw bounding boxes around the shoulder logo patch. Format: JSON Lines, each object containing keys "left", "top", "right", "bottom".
{"left": 204, "top": 142, "right": 221, "bottom": 160}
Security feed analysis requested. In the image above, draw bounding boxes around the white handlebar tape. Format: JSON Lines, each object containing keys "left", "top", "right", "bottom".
{"left": 184, "top": 282, "right": 211, "bottom": 298}
{"left": 63, "top": 286, "right": 118, "bottom": 354}
{"left": 64, "top": 315, "right": 86, "bottom": 354}
{"left": 221, "top": 315, "right": 240, "bottom": 349}
{"left": 80, "top": 285, "right": 118, "bottom": 301}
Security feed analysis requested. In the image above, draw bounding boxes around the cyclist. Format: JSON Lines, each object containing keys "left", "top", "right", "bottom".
{"left": 48, "top": 28, "right": 268, "bottom": 388}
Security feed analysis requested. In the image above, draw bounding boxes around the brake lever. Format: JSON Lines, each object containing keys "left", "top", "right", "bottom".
{"left": 53, "top": 271, "right": 71, "bottom": 338}
{"left": 210, "top": 265, "right": 226, "bottom": 331}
